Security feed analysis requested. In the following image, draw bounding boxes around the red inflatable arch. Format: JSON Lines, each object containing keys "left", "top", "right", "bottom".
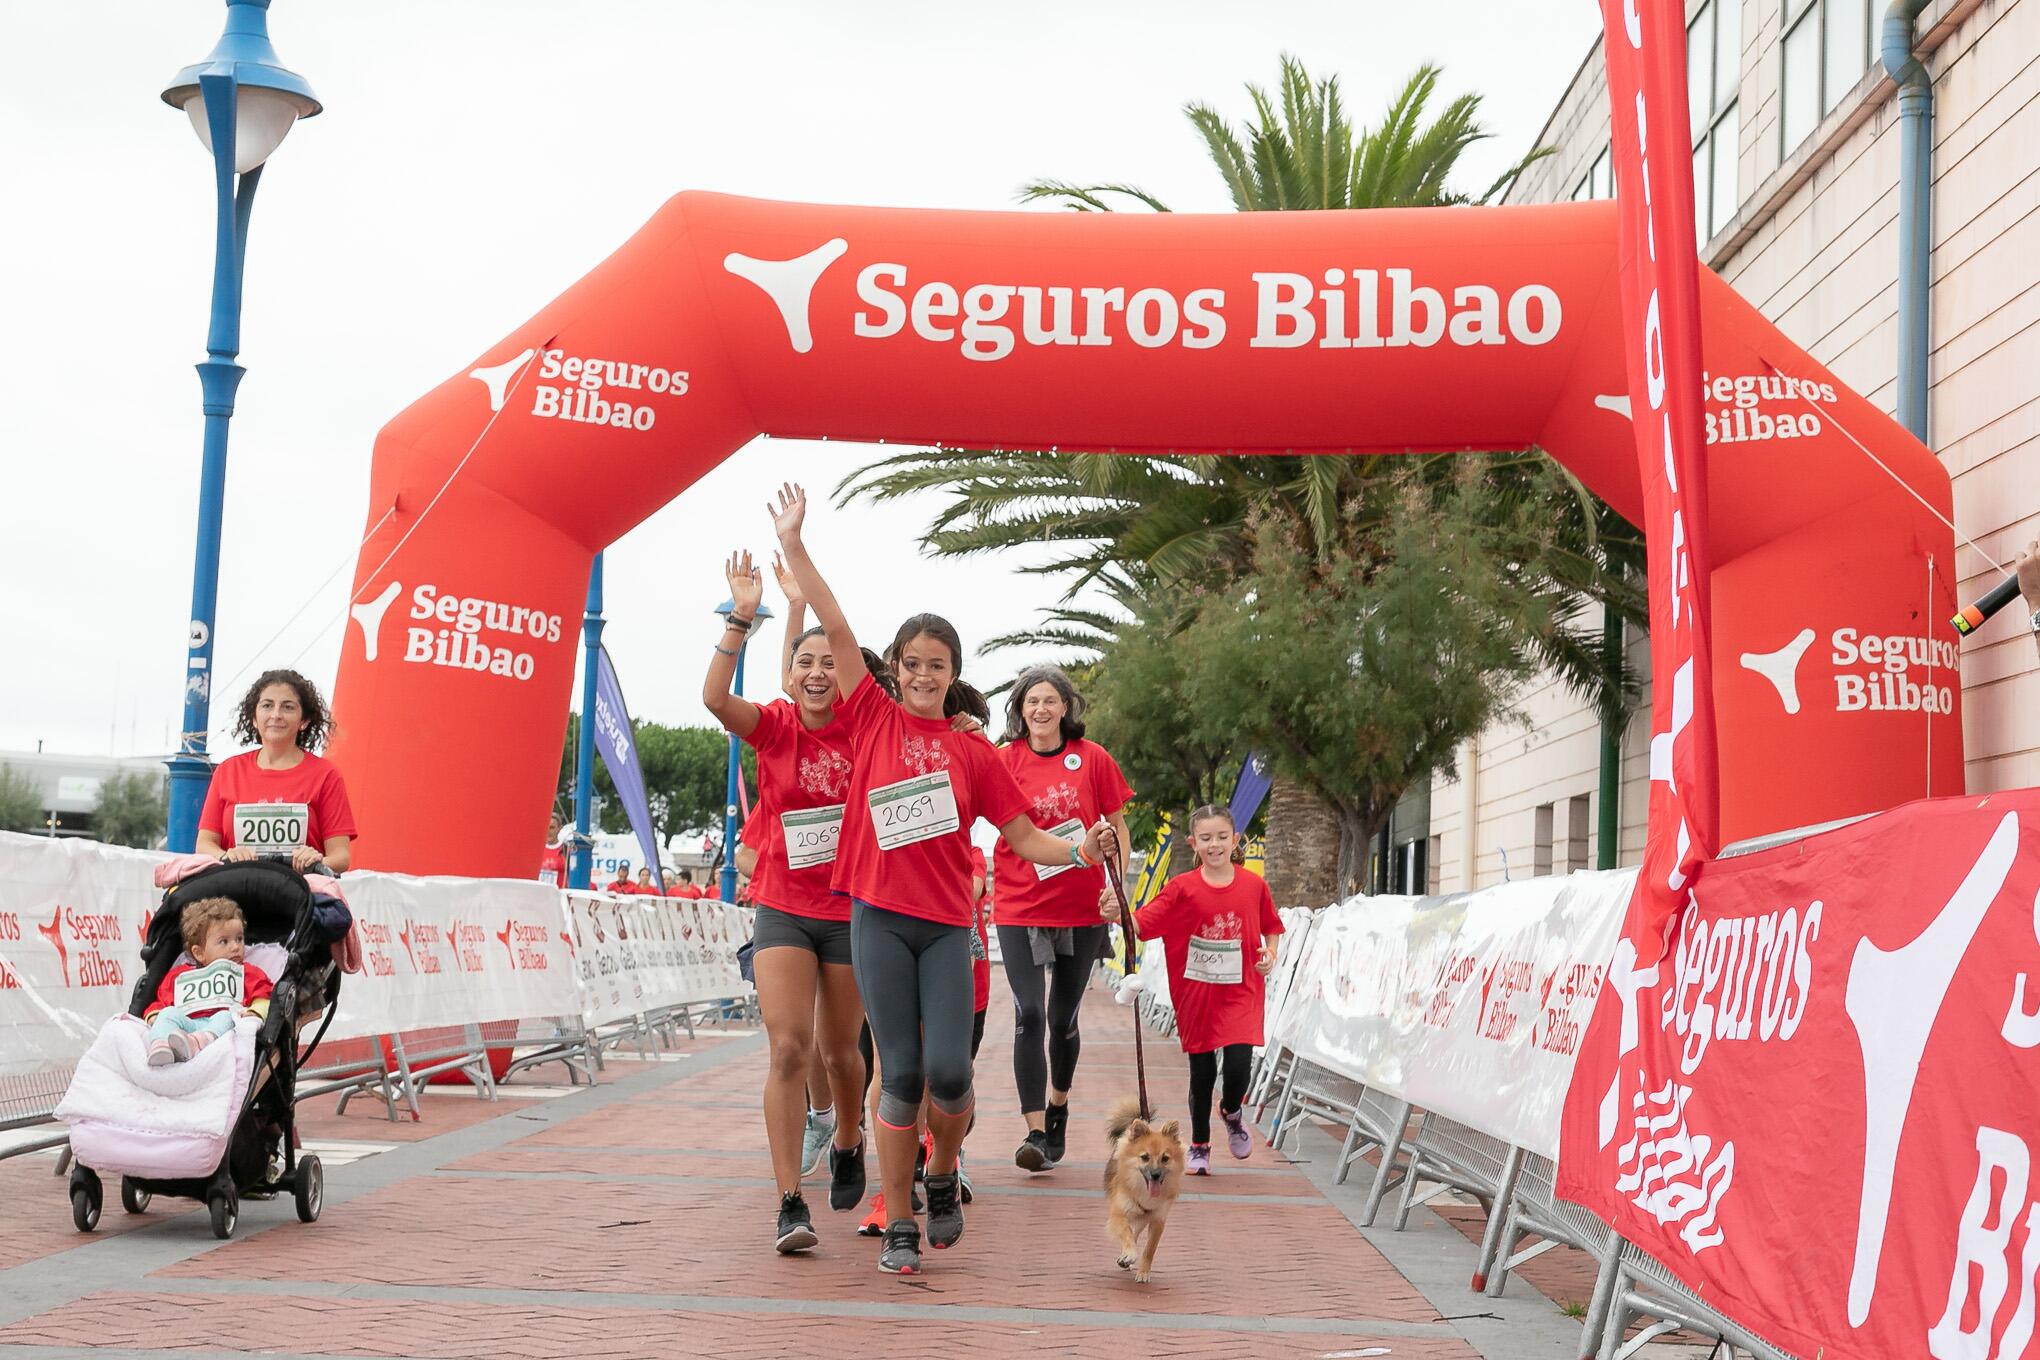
{"left": 328, "top": 193, "right": 1960, "bottom": 877}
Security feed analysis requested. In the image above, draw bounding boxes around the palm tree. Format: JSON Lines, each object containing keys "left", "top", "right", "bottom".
{"left": 840, "top": 58, "right": 1631, "bottom": 901}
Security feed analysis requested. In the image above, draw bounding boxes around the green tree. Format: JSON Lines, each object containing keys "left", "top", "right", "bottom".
{"left": 92, "top": 770, "right": 166, "bottom": 849}
{"left": 0, "top": 765, "right": 42, "bottom": 834}
{"left": 556, "top": 716, "right": 752, "bottom": 846}
{"left": 1179, "top": 473, "right": 1565, "bottom": 894}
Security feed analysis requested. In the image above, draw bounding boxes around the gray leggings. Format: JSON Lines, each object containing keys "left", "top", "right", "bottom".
{"left": 850, "top": 900, "right": 976, "bottom": 1130}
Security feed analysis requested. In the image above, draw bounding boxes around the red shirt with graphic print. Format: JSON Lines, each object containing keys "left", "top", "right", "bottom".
{"left": 744, "top": 698, "right": 857, "bottom": 922}
{"left": 829, "top": 675, "right": 1030, "bottom": 928}
{"left": 1132, "top": 867, "right": 1284, "bottom": 1053}
{"left": 991, "top": 739, "right": 1133, "bottom": 928}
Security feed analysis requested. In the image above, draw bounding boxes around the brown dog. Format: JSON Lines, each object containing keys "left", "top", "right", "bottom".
{"left": 1104, "top": 1097, "right": 1184, "bottom": 1282}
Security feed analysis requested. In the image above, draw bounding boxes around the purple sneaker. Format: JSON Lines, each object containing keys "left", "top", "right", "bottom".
{"left": 1222, "top": 1108, "right": 1252, "bottom": 1160}
{"left": 1187, "top": 1143, "right": 1212, "bottom": 1176}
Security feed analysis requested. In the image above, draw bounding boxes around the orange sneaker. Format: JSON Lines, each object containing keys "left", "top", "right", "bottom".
{"left": 857, "top": 1193, "right": 887, "bottom": 1237}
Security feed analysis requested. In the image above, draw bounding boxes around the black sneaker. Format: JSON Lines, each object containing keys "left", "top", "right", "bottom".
{"left": 924, "top": 1171, "right": 964, "bottom": 1249}
{"left": 775, "top": 1192, "right": 818, "bottom": 1254}
{"left": 828, "top": 1140, "right": 867, "bottom": 1212}
{"left": 1015, "top": 1129, "right": 1050, "bottom": 1172}
{"left": 1043, "top": 1102, "right": 1070, "bottom": 1165}
{"left": 878, "top": 1220, "right": 922, "bottom": 1275}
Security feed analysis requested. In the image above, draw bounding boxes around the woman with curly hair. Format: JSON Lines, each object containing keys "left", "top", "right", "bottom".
{"left": 195, "top": 669, "right": 357, "bottom": 873}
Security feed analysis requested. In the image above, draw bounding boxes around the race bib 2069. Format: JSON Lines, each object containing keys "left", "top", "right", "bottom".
{"left": 868, "top": 771, "right": 960, "bottom": 852}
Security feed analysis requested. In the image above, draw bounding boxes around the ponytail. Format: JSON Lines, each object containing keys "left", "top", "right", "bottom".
{"left": 860, "top": 647, "right": 900, "bottom": 701}
{"left": 946, "top": 678, "right": 991, "bottom": 724}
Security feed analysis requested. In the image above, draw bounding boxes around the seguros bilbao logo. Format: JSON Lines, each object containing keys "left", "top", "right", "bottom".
{"left": 351, "top": 580, "right": 563, "bottom": 683}
{"left": 1740, "top": 626, "right": 1956, "bottom": 716}
{"left": 469, "top": 346, "right": 689, "bottom": 432}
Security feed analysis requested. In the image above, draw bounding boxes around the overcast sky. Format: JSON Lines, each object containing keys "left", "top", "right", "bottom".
{"left": 0, "top": 1, "right": 1602, "bottom": 760}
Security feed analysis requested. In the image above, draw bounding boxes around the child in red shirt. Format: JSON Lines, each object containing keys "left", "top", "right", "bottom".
{"left": 144, "top": 897, "right": 274, "bottom": 1067}
{"left": 1106, "top": 804, "right": 1281, "bottom": 1176}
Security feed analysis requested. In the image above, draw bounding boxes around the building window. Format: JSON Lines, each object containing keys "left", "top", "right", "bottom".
{"left": 1566, "top": 795, "right": 1591, "bottom": 874}
{"left": 1533, "top": 802, "right": 1555, "bottom": 877}
{"left": 1688, "top": 0, "right": 1743, "bottom": 240}
{"left": 1572, "top": 144, "right": 1613, "bottom": 201}
{"left": 1780, "top": 0, "right": 1875, "bottom": 154}
{"left": 1427, "top": 835, "right": 1442, "bottom": 894}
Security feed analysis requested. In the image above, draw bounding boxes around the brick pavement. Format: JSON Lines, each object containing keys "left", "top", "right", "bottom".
{"left": 0, "top": 977, "right": 1610, "bottom": 1359}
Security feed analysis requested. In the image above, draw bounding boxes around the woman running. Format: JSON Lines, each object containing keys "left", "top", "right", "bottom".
{"left": 992, "top": 666, "right": 1133, "bottom": 1172}
{"left": 771, "top": 483, "right": 1117, "bottom": 1276}
{"left": 704, "top": 549, "right": 872, "bottom": 1254}
{"left": 1105, "top": 804, "right": 1281, "bottom": 1175}
{"left": 197, "top": 669, "right": 355, "bottom": 874}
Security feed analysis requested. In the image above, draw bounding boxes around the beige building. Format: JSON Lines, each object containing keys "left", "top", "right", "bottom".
{"left": 1425, "top": 0, "right": 2036, "bottom": 889}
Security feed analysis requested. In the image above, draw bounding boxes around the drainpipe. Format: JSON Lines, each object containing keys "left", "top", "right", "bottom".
{"left": 1597, "top": 606, "right": 1622, "bottom": 870}
{"left": 1882, "top": 0, "right": 1934, "bottom": 444}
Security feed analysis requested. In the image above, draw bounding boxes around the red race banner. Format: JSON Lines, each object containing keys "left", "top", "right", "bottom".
{"left": 1599, "top": 0, "right": 1720, "bottom": 963}
{"left": 1559, "top": 791, "right": 2040, "bottom": 1358}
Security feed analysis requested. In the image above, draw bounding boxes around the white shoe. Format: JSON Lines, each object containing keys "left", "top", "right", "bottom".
{"left": 800, "top": 1109, "right": 837, "bottom": 1177}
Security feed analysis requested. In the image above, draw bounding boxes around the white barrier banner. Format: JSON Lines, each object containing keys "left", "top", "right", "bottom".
{"left": 1274, "top": 868, "right": 1634, "bottom": 1158}
{"left": 329, "top": 872, "right": 580, "bottom": 1042}
{"left": 563, "top": 892, "right": 751, "bottom": 1028}
{"left": 0, "top": 833, "right": 154, "bottom": 1080}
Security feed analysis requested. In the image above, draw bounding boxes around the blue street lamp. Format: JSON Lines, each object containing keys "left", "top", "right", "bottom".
{"left": 160, "top": 0, "right": 321, "bottom": 852}
{"left": 713, "top": 596, "right": 772, "bottom": 902}
{"left": 569, "top": 554, "right": 605, "bottom": 889}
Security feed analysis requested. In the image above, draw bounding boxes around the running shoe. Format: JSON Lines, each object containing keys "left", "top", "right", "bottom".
{"left": 775, "top": 1191, "right": 818, "bottom": 1254}
{"left": 1222, "top": 1107, "right": 1252, "bottom": 1160}
{"left": 878, "top": 1220, "right": 923, "bottom": 1275}
{"left": 914, "top": 1132, "right": 932, "bottom": 1184}
{"left": 956, "top": 1151, "right": 973, "bottom": 1205}
{"left": 801, "top": 1109, "right": 836, "bottom": 1177}
{"left": 1187, "top": 1142, "right": 1212, "bottom": 1176}
{"left": 1014, "top": 1129, "right": 1051, "bottom": 1172}
{"left": 1042, "top": 1101, "right": 1070, "bottom": 1165}
{"left": 828, "top": 1139, "right": 867, "bottom": 1211}
{"left": 924, "top": 1171, "right": 964, "bottom": 1249}
{"left": 857, "top": 1193, "right": 887, "bottom": 1237}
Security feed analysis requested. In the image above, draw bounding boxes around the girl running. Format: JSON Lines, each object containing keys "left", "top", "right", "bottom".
{"left": 1105, "top": 804, "right": 1281, "bottom": 1175}
{"left": 992, "top": 667, "right": 1133, "bottom": 1172}
{"left": 771, "top": 483, "right": 1117, "bottom": 1275}
{"left": 703, "top": 550, "right": 871, "bottom": 1254}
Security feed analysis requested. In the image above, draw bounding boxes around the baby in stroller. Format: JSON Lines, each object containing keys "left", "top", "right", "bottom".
{"left": 58, "top": 858, "right": 348, "bottom": 1239}
{"left": 144, "top": 897, "right": 275, "bottom": 1067}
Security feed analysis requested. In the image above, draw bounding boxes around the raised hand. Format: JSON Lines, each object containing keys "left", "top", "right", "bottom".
{"left": 767, "top": 482, "right": 807, "bottom": 543}
{"left": 772, "top": 551, "right": 804, "bottom": 605}
{"left": 726, "top": 549, "right": 763, "bottom": 617}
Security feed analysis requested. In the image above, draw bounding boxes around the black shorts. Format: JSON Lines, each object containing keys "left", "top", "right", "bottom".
{"left": 751, "top": 904, "right": 853, "bottom": 965}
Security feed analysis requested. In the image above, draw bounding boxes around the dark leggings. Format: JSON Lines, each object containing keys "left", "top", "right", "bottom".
{"left": 851, "top": 901, "right": 976, "bottom": 1129}
{"left": 997, "top": 923, "right": 1109, "bottom": 1114}
{"left": 1187, "top": 1044, "right": 1254, "bottom": 1144}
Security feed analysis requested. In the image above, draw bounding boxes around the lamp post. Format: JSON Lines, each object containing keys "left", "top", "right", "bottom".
{"left": 160, "top": 0, "right": 321, "bottom": 852}
{"left": 569, "top": 554, "right": 605, "bottom": 890}
{"left": 712, "top": 596, "right": 771, "bottom": 902}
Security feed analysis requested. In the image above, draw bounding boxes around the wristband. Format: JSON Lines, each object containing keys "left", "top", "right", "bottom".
{"left": 1073, "top": 841, "right": 1100, "bottom": 868}
{"left": 725, "top": 614, "right": 755, "bottom": 633}
{"left": 714, "top": 644, "right": 739, "bottom": 658}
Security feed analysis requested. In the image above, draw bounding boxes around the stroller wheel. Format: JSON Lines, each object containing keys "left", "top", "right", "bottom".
{"left": 294, "top": 1154, "right": 323, "bottom": 1224}
{"left": 70, "top": 1181, "right": 101, "bottom": 1233}
{"left": 208, "top": 1191, "right": 238, "bottom": 1240}
{"left": 120, "top": 1177, "right": 152, "bottom": 1215}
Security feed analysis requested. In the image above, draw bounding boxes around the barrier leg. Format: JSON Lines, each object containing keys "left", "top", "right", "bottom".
{"left": 1473, "top": 1145, "right": 1524, "bottom": 1293}
{"left": 1585, "top": 1228, "right": 1626, "bottom": 1360}
{"left": 388, "top": 1034, "right": 426, "bottom": 1121}
{"left": 1357, "top": 1100, "right": 1410, "bottom": 1227}
{"left": 461, "top": 1025, "right": 498, "bottom": 1100}
{"left": 1332, "top": 1118, "right": 1363, "bottom": 1185}
{"left": 53, "top": 1144, "right": 71, "bottom": 1178}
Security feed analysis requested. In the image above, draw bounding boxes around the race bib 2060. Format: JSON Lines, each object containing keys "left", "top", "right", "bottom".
{"left": 234, "top": 801, "right": 309, "bottom": 855}
{"left": 173, "top": 959, "right": 245, "bottom": 1013}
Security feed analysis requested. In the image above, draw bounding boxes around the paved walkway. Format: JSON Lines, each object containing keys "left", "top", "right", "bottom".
{"left": 0, "top": 980, "right": 1629, "bottom": 1360}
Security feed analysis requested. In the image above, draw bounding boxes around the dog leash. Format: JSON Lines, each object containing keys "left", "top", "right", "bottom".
{"left": 1105, "top": 850, "right": 1152, "bottom": 1122}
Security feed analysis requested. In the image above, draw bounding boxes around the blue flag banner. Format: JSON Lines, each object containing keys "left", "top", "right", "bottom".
{"left": 594, "top": 646, "right": 663, "bottom": 893}
{"left": 1228, "top": 751, "right": 1273, "bottom": 830}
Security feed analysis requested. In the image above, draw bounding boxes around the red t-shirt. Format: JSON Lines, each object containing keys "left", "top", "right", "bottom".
{"left": 198, "top": 750, "right": 357, "bottom": 852}
{"left": 665, "top": 882, "right": 704, "bottom": 899}
{"left": 829, "top": 674, "right": 1030, "bottom": 928}
{"left": 743, "top": 698, "right": 856, "bottom": 922}
{"left": 604, "top": 878, "right": 633, "bottom": 895}
{"left": 992, "top": 738, "right": 1133, "bottom": 927}
{"left": 538, "top": 845, "right": 568, "bottom": 887}
{"left": 1132, "top": 868, "right": 1285, "bottom": 1053}
{"left": 146, "top": 960, "right": 275, "bottom": 1021}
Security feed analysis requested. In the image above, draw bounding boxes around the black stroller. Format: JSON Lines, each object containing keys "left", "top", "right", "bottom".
{"left": 67, "top": 859, "right": 344, "bottom": 1239}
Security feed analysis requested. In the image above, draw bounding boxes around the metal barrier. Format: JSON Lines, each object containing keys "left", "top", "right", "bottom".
{"left": 1597, "top": 1237, "right": 1801, "bottom": 1360}
{"left": 1483, "top": 1151, "right": 1621, "bottom": 1343}
{"left": 1269, "top": 1059, "right": 1412, "bottom": 1226}
{"left": 1391, "top": 1110, "right": 1511, "bottom": 1229}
